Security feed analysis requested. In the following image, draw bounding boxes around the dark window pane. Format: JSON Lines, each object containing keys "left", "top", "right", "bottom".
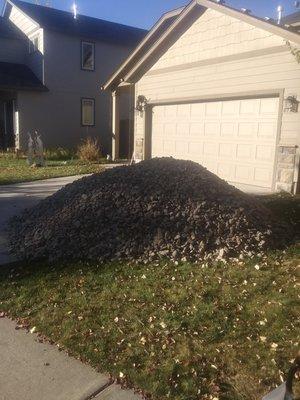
{"left": 82, "top": 42, "right": 94, "bottom": 70}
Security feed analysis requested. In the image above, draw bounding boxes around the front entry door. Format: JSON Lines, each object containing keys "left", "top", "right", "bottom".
{"left": 3, "top": 100, "right": 15, "bottom": 150}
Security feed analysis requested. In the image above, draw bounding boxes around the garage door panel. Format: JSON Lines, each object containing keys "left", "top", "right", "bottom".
{"left": 220, "top": 122, "right": 236, "bottom": 137}
{"left": 236, "top": 144, "right": 253, "bottom": 160}
{"left": 258, "top": 122, "right": 277, "bottom": 138}
{"left": 240, "top": 99, "right": 260, "bottom": 115}
{"left": 152, "top": 139, "right": 164, "bottom": 156}
{"left": 205, "top": 102, "right": 222, "bottom": 116}
{"left": 151, "top": 96, "right": 279, "bottom": 190}
{"left": 190, "top": 123, "right": 204, "bottom": 135}
{"left": 191, "top": 103, "right": 206, "bottom": 116}
{"left": 175, "top": 141, "right": 189, "bottom": 154}
{"left": 204, "top": 122, "right": 220, "bottom": 136}
{"left": 219, "top": 143, "right": 235, "bottom": 158}
{"left": 203, "top": 142, "right": 217, "bottom": 156}
{"left": 235, "top": 165, "right": 253, "bottom": 181}
{"left": 189, "top": 142, "right": 203, "bottom": 154}
{"left": 177, "top": 104, "right": 191, "bottom": 116}
{"left": 237, "top": 122, "right": 258, "bottom": 138}
{"left": 164, "top": 123, "right": 176, "bottom": 135}
{"left": 254, "top": 167, "right": 273, "bottom": 183}
{"left": 163, "top": 140, "right": 176, "bottom": 153}
{"left": 164, "top": 105, "right": 177, "bottom": 117}
{"left": 153, "top": 106, "right": 165, "bottom": 118}
{"left": 217, "top": 163, "right": 233, "bottom": 180}
{"left": 177, "top": 123, "right": 190, "bottom": 135}
{"left": 256, "top": 145, "right": 274, "bottom": 162}
{"left": 222, "top": 100, "right": 240, "bottom": 115}
{"left": 260, "top": 98, "right": 279, "bottom": 114}
{"left": 203, "top": 159, "right": 217, "bottom": 174}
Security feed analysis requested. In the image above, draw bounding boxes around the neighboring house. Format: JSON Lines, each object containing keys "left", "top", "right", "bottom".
{"left": 282, "top": 10, "right": 300, "bottom": 28}
{"left": 104, "top": 0, "right": 300, "bottom": 194}
{"left": 0, "top": 0, "right": 146, "bottom": 154}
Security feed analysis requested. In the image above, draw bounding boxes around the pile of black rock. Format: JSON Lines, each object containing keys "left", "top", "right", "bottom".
{"left": 9, "top": 158, "right": 290, "bottom": 263}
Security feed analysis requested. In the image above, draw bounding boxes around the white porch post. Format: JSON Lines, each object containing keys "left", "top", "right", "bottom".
{"left": 112, "top": 89, "right": 120, "bottom": 161}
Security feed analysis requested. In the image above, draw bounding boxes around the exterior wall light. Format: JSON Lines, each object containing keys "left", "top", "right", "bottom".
{"left": 135, "top": 95, "right": 148, "bottom": 116}
{"left": 284, "top": 95, "right": 299, "bottom": 113}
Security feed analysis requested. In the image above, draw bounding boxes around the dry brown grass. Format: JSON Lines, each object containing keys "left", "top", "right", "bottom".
{"left": 77, "top": 137, "right": 102, "bottom": 162}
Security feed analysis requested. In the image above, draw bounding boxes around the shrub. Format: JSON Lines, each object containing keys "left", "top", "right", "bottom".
{"left": 45, "top": 147, "right": 76, "bottom": 161}
{"left": 77, "top": 137, "right": 102, "bottom": 162}
{"left": 0, "top": 151, "right": 17, "bottom": 160}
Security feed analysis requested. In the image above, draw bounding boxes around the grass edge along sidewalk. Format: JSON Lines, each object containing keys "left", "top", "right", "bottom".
{"left": 0, "top": 192, "right": 299, "bottom": 400}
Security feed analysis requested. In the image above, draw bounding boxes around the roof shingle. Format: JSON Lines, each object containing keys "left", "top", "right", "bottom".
{"left": 282, "top": 11, "right": 300, "bottom": 26}
{"left": 8, "top": 0, "right": 147, "bottom": 47}
{"left": 0, "top": 16, "right": 26, "bottom": 40}
{"left": 0, "top": 61, "right": 47, "bottom": 91}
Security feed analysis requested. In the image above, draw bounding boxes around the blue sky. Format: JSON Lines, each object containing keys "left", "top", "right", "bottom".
{"left": 0, "top": 0, "right": 296, "bottom": 29}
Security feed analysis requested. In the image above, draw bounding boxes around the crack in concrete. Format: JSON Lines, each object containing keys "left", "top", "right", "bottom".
{"left": 84, "top": 381, "right": 115, "bottom": 400}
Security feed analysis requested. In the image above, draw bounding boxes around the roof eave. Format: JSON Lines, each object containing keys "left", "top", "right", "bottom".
{"left": 123, "top": 0, "right": 203, "bottom": 83}
{"left": 0, "top": 84, "right": 49, "bottom": 92}
{"left": 125, "top": 0, "right": 300, "bottom": 82}
{"left": 197, "top": 0, "right": 300, "bottom": 43}
{"left": 102, "top": 5, "right": 186, "bottom": 91}
{"left": 1, "top": 0, "right": 9, "bottom": 16}
{"left": 104, "top": 0, "right": 300, "bottom": 91}
{"left": 6, "top": 0, "right": 41, "bottom": 28}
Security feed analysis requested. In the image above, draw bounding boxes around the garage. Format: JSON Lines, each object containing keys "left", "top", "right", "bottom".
{"left": 105, "top": 0, "right": 300, "bottom": 194}
{"left": 151, "top": 96, "right": 280, "bottom": 191}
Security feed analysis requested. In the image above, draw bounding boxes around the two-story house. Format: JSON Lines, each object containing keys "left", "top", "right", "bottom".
{"left": 0, "top": 0, "right": 146, "bottom": 155}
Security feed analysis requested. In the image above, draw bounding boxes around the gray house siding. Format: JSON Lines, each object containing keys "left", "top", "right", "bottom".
{"left": 2, "top": 1, "right": 146, "bottom": 154}
{"left": 25, "top": 44, "right": 44, "bottom": 83}
{"left": 17, "top": 29, "right": 132, "bottom": 153}
{"left": 0, "top": 36, "right": 26, "bottom": 64}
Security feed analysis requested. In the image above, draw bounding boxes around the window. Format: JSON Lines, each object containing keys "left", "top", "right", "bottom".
{"left": 81, "top": 41, "right": 95, "bottom": 71}
{"left": 81, "top": 98, "right": 95, "bottom": 126}
{"left": 29, "top": 35, "right": 39, "bottom": 53}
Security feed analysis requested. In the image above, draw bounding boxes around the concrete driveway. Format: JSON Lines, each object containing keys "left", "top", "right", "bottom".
{"left": 0, "top": 175, "right": 88, "bottom": 265}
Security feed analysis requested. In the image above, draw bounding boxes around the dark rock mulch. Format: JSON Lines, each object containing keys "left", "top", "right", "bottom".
{"left": 9, "top": 158, "right": 291, "bottom": 263}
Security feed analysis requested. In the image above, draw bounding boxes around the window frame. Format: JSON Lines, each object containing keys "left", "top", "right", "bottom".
{"left": 81, "top": 98, "right": 95, "bottom": 127}
{"left": 81, "top": 41, "right": 95, "bottom": 71}
{"left": 29, "top": 34, "right": 39, "bottom": 54}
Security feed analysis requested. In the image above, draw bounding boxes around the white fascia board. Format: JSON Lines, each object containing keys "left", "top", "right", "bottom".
{"left": 102, "top": 6, "right": 185, "bottom": 91}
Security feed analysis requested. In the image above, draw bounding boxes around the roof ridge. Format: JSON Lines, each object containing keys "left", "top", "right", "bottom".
{"left": 103, "top": 0, "right": 300, "bottom": 90}
{"left": 9, "top": 0, "right": 147, "bottom": 32}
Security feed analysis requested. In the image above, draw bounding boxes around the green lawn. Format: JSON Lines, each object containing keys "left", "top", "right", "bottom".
{"left": 0, "top": 156, "right": 104, "bottom": 185}
{"left": 0, "top": 196, "right": 299, "bottom": 400}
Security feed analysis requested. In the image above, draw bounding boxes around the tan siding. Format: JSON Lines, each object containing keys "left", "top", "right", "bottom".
{"left": 150, "top": 9, "right": 286, "bottom": 71}
{"left": 134, "top": 9, "right": 300, "bottom": 192}
{"left": 136, "top": 51, "right": 300, "bottom": 147}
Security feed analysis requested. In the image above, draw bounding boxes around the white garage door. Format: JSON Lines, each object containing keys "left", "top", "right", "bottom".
{"left": 151, "top": 97, "right": 279, "bottom": 191}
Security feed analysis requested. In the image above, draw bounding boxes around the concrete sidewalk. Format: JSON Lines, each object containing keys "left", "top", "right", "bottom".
{"left": 0, "top": 318, "right": 141, "bottom": 400}
{"left": 0, "top": 167, "right": 142, "bottom": 400}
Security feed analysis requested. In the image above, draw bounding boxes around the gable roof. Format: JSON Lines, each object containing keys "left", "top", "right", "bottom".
{"left": 103, "top": 0, "right": 300, "bottom": 91}
{"left": 282, "top": 11, "right": 300, "bottom": 27}
{"left": 0, "top": 61, "right": 48, "bottom": 91}
{"left": 5, "top": 0, "right": 147, "bottom": 47}
{"left": 0, "top": 15, "right": 25, "bottom": 39}
{"left": 102, "top": 6, "right": 185, "bottom": 91}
